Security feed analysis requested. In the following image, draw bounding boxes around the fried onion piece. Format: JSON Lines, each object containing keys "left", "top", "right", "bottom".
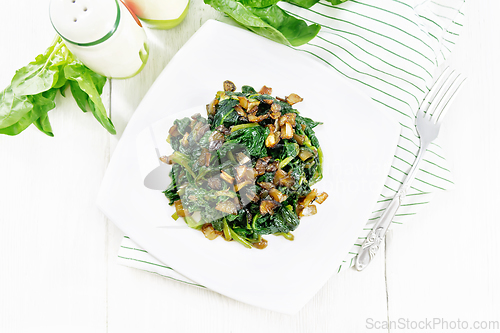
{"left": 236, "top": 152, "right": 251, "bottom": 165}
{"left": 238, "top": 96, "right": 248, "bottom": 109}
{"left": 223, "top": 80, "right": 236, "bottom": 92}
{"left": 259, "top": 85, "right": 272, "bottom": 95}
{"left": 293, "top": 133, "right": 306, "bottom": 145}
{"left": 298, "top": 204, "right": 317, "bottom": 217}
{"left": 260, "top": 200, "right": 281, "bottom": 215}
{"left": 257, "top": 182, "right": 275, "bottom": 191}
{"left": 174, "top": 200, "right": 186, "bottom": 217}
{"left": 265, "top": 131, "right": 280, "bottom": 148}
{"left": 220, "top": 170, "right": 235, "bottom": 184}
{"left": 279, "top": 113, "right": 296, "bottom": 127}
{"left": 216, "top": 200, "right": 238, "bottom": 215}
{"left": 248, "top": 113, "right": 269, "bottom": 123}
{"left": 266, "top": 160, "right": 279, "bottom": 173}
{"left": 234, "top": 105, "right": 247, "bottom": 117}
{"left": 316, "top": 192, "right": 329, "bottom": 204}
{"left": 169, "top": 124, "right": 180, "bottom": 137}
{"left": 280, "top": 121, "right": 294, "bottom": 139}
{"left": 206, "top": 98, "right": 218, "bottom": 116}
{"left": 255, "top": 156, "right": 271, "bottom": 175}
{"left": 299, "top": 189, "right": 318, "bottom": 207}
{"left": 269, "top": 188, "right": 287, "bottom": 203}
{"left": 286, "top": 93, "right": 303, "bottom": 105}
{"left": 202, "top": 223, "right": 223, "bottom": 240}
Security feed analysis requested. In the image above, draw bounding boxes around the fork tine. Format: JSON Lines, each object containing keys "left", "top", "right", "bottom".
{"left": 433, "top": 74, "right": 467, "bottom": 124}
{"left": 426, "top": 69, "right": 458, "bottom": 119}
{"left": 419, "top": 67, "right": 453, "bottom": 116}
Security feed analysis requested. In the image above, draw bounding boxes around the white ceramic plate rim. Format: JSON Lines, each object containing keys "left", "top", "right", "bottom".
{"left": 97, "top": 20, "right": 401, "bottom": 314}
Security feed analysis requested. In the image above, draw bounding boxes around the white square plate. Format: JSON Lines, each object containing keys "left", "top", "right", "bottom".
{"left": 97, "top": 20, "right": 400, "bottom": 314}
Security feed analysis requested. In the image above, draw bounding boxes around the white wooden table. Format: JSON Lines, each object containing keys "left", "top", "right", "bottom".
{"left": 1, "top": 1, "right": 499, "bottom": 332}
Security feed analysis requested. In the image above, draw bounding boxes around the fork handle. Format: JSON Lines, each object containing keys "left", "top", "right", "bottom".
{"left": 355, "top": 140, "right": 430, "bottom": 271}
{"left": 355, "top": 193, "right": 403, "bottom": 271}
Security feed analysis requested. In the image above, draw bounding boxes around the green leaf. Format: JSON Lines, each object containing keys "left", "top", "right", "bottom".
{"left": 238, "top": 0, "right": 279, "bottom": 7}
{"left": 327, "top": 0, "right": 348, "bottom": 4}
{"left": 248, "top": 5, "right": 321, "bottom": 46}
{"left": 59, "top": 81, "right": 70, "bottom": 98}
{"left": 1, "top": 81, "right": 56, "bottom": 137}
{"left": 89, "top": 71, "right": 107, "bottom": 95}
{"left": 34, "top": 112, "right": 54, "bottom": 137}
{"left": 212, "top": 98, "right": 239, "bottom": 128}
{"left": 204, "top": 0, "right": 320, "bottom": 46}
{"left": 241, "top": 85, "right": 257, "bottom": 94}
{"left": 32, "top": 89, "right": 57, "bottom": 136}
{"left": 0, "top": 90, "right": 55, "bottom": 135}
{"left": 69, "top": 80, "right": 90, "bottom": 113}
{"left": 284, "top": 0, "right": 319, "bottom": 9}
{"left": 0, "top": 109, "right": 39, "bottom": 135}
{"left": 270, "top": 205, "right": 300, "bottom": 233}
{"left": 11, "top": 37, "right": 69, "bottom": 96}
{"left": 0, "top": 85, "right": 34, "bottom": 129}
{"left": 64, "top": 62, "right": 115, "bottom": 135}
{"left": 227, "top": 125, "right": 270, "bottom": 157}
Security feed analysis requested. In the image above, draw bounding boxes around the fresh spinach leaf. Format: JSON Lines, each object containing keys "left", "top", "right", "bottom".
{"left": 32, "top": 89, "right": 58, "bottom": 136}
{"left": 1, "top": 36, "right": 113, "bottom": 137}
{"left": 204, "top": 0, "right": 321, "bottom": 47}
{"left": 34, "top": 112, "right": 54, "bottom": 137}
{"left": 65, "top": 62, "right": 116, "bottom": 135}
{"left": 10, "top": 46, "right": 59, "bottom": 96}
{"left": 327, "top": 0, "right": 348, "bottom": 4}
{"left": 0, "top": 85, "right": 34, "bottom": 130}
{"left": 284, "top": 0, "right": 319, "bottom": 8}
{"left": 69, "top": 81, "right": 90, "bottom": 113}
{"left": 239, "top": 0, "right": 279, "bottom": 6}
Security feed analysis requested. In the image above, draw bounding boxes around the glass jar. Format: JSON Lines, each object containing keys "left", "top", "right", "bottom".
{"left": 50, "top": 0, "right": 149, "bottom": 79}
{"left": 122, "top": 0, "right": 189, "bottom": 30}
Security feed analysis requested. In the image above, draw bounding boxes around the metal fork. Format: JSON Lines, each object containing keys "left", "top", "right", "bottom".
{"left": 355, "top": 67, "right": 466, "bottom": 271}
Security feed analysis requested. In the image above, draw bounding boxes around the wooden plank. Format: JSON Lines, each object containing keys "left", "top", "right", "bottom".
{"left": 0, "top": 1, "right": 109, "bottom": 332}
{"left": 107, "top": 244, "right": 388, "bottom": 332}
{"left": 385, "top": 3, "right": 500, "bottom": 332}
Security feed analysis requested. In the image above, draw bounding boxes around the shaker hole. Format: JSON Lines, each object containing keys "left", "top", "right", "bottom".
{"left": 83, "top": 7, "right": 87, "bottom": 11}
{"left": 73, "top": 18, "right": 78, "bottom": 22}
{"left": 72, "top": 0, "right": 76, "bottom": 3}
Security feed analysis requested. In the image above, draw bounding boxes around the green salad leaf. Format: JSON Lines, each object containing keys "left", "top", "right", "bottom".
{"left": 204, "top": 0, "right": 351, "bottom": 46}
{"left": 0, "top": 36, "right": 115, "bottom": 136}
{"left": 328, "top": 0, "right": 349, "bottom": 4}
{"left": 204, "top": 0, "right": 321, "bottom": 46}
{"left": 65, "top": 62, "right": 116, "bottom": 135}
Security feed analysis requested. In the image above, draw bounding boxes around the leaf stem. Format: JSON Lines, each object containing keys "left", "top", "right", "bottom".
{"left": 41, "top": 37, "right": 64, "bottom": 72}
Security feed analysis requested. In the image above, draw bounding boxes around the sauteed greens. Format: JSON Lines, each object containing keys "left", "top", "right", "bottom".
{"left": 162, "top": 81, "right": 328, "bottom": 249}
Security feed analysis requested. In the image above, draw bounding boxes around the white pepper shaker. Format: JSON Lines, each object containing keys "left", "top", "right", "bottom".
{"left": 50, "top": 0, "right": 149, "bottom": 78}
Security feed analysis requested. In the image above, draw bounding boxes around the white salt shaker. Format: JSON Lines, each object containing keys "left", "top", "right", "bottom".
{"left": 50, "top": 0, "right": 149, "bottom": 79}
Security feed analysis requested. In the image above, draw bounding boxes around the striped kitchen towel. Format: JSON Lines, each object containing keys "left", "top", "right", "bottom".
{"left": 117, "top": 0, "right": 466, "bottom": 283}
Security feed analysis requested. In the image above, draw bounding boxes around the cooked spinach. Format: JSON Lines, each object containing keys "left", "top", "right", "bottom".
{"left": 162, "top": 81, "right": 327, "bottom": 249}
{"left": 226, "top": 126, "right": 270, "bottom": 157}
